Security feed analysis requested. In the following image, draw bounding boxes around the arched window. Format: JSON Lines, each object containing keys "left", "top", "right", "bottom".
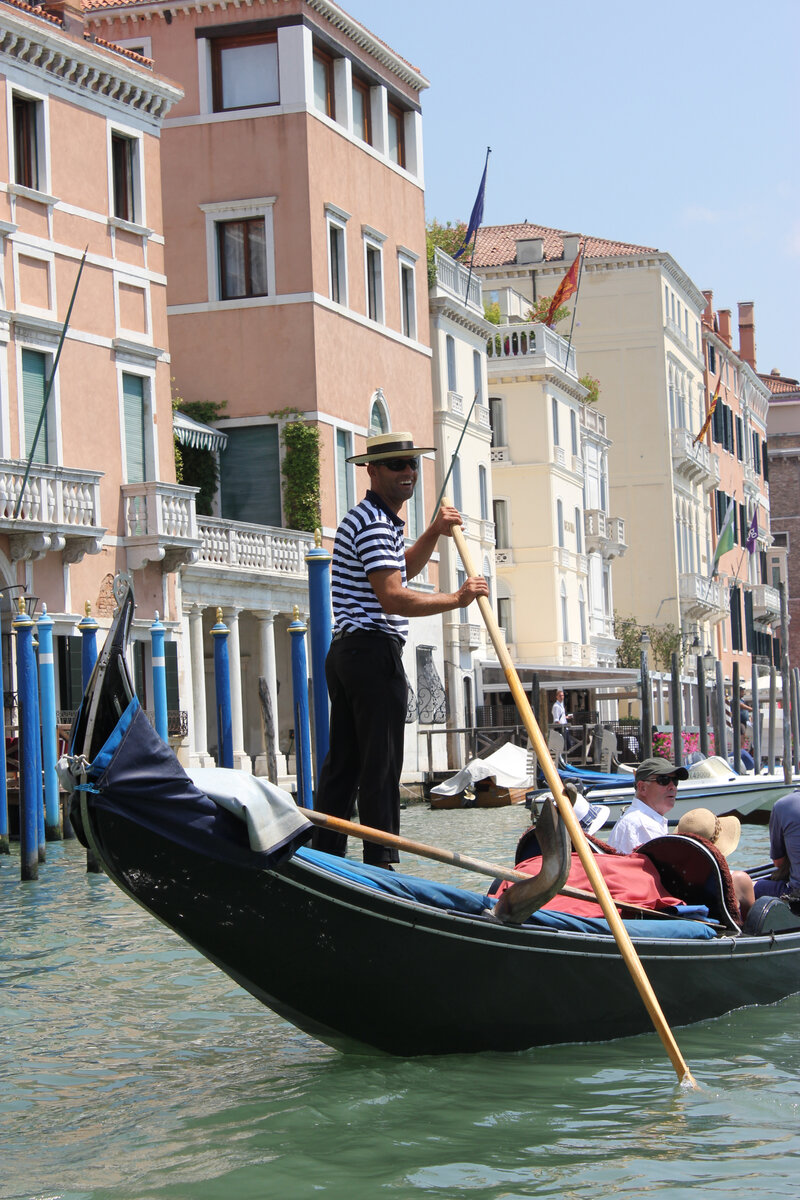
{"left": 575, "top": 506, "right": 582, "bottom": 554}
{"left": 560, "top": 580, "right": 569, "bottom": 643}
{"left": 570, "top": 409, "right": 578, "bottom": 456}
{"left": 552, "top": 397, "right": 560, "bottom": 447}
{"left": 369, "top": 390, "right": 389, "bottom": 434}
{"left": 579, "top": 586, "right": 587, "bottom": 644}
{"left": 557, "top": 499, "right": 564, "bottom": 548}
{"left": 473, "top": 349, "right": 482, "bottom": 404}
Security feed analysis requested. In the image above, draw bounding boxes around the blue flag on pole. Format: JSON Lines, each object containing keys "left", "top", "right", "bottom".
{"left": 454, "top": 154, "right": 489, "bottom": 259}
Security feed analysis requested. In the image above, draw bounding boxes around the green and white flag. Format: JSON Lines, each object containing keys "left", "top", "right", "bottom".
{"left": 711, "top": 499, "right": 735, "bottom": 574}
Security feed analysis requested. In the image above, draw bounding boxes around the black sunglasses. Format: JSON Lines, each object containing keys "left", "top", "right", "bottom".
{"left": 380, "top": 457, "right": 419, "bottom": 472}
{"left": 647, "top": 775, "right": 679, "bottom": 786}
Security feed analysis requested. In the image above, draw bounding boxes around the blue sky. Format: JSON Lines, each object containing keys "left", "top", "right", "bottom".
{"left": 345, "top": 0, "right": 799, "bottom": 379}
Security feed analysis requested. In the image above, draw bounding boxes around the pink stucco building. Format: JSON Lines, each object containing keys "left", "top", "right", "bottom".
{"left": 1, "top": 0, "right": 186, "bottom": 744}
{"left": 85, "top": 0, "right": 437, "bottom": 774}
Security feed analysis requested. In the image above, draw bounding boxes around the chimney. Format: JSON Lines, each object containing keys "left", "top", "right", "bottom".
{"left": 701, "top": 290, "right": 714, "bottom": 329}
{"left": 562, "top": 233, "right": 581, "bottom": 261}
{"left": 738, "top": 301, "right": 756, "bottom": 369}
{"left": 718, "top": 309, "right": 732, "bottom": 347}
{"left": 41, "top": 0, "right": 84, "bottom": 36}
{"left": 516, "top": 237, "right": 543, "bottom": 265}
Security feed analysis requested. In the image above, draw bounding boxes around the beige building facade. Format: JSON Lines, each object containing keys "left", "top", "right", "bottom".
{"left": 473, "top": 225, "right": 724, "bottom": 664}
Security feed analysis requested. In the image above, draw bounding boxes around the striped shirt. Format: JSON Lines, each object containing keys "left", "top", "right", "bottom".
{"left": 331, "top": 490, "right": 408, "bottom": 642}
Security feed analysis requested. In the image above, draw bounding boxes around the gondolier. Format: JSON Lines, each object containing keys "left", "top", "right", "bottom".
{"left": 311, "top": 432, "right": 489, "bottom": 867}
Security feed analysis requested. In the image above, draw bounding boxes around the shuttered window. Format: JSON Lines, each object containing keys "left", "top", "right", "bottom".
{"left": 165, "top": 641, "right": 179, "bottom": 713}
{"left": 122, "top": 373, "right": 146, "bottom": 483}
{"left": 56, "top": 635, "right": 83, "bottom": 711}
{"left": 335, "top": 428, "right": 354, "bottom": 521}
{"left": 22, "top": 349, "right": 48, "bottom": 464}
{"left": 219, "top": 424, "right": 281, "bottom": 526}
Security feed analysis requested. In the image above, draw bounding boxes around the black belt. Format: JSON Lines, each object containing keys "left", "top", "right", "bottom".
{"left": 331, "top": 628, "right": 404, "bottom": 649}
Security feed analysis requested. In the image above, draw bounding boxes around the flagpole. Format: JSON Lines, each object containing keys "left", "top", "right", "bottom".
{"left": 565, "top": 241, "right": 585, "bottom": 357}
{"left": 462, "top": 146, "right": 491, "bottom": 305}
{"left": 13, "top": 248, "right": 88, "bottom": 520}
{"left": 431, "top": 391, "right": 480, "bottom": 524}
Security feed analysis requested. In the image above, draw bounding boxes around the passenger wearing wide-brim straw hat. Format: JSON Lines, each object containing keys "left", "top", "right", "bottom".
{"left": 675, "top": 806, "right": 755, "bottom": 920}
{"left": 676, "top": 808, "right": 741, "bottom": 858}
{"left": 347, "top": 432, "right": 436, "bottom": 465}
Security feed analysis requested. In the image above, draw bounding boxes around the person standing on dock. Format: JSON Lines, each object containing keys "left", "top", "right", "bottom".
{"left": 311, "top": 433, "right": 489, "bottom": 868}
{"left": 607, "top": 758, "right": 689, "bottom": 854}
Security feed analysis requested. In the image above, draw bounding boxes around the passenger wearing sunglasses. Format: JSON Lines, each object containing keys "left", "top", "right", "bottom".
{"left": 312, "top": 432, "right": 489, "bottom": 867}
{"left": 607, "top": 757, "right": 689, "bottom": 854}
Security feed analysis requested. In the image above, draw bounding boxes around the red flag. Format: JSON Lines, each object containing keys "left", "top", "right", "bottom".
{"left": 693, "top": 373, "right": 722, "bottom": 445}
{"left": 545, "top": 244, "right": 582, "bottom": 327}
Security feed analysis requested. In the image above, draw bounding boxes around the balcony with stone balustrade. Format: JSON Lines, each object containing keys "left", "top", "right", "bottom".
{"left": 750, "top": 582, "right": 781, "bottom": 623}
{"left": 486, "top": 322, "right": 577, "bottom": 378}
{"left": 194, "top": 516, "right": 314, "bottom": 577}
{"left": 122, "top": 481, "right": 202, "bottom": 573}
{"left": 0, "top": 459, "right": 105, "bottom": 563}
{"left": 679, "top": 572, "right": 727, "bottom": 620}
{"left": 670, "top": 428, "right": 720, "bottom": 490}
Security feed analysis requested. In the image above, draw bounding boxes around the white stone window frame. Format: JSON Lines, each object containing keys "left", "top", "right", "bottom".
{"left": 15, "top": 329, "right": 63, "bottom": 466}
{"left": 198, "top": 31, "right": 281, "bottom": 117}
{"left": 397, "top": 246, "right": 418, "bottom": 341}
{"left": 116, "top": 358, "right": 157, "bottom": 485}
{"left": 369, "top": 388, "right": 390, "bottom": 434}
{"left": 106, "top": 118, "right": 148, "bottom": 235}
{"left": 325, "top": 202, "right": 350, "bottom": 308}
{"left": 200, "top": 197, "right": 276, "bottom": 305}
{"left": 113, "top": 36, "right": 153, "bottom": 60}
{"left": 12, "top": 243, "right": 56, "bottom": 320}
{"left": 113, "top": 270, "right": 153, "bottom": 344}
{"left": 6, "top": 79, "right": 52, "bottom": 201}
{"left": 334, "top": 425, "right": 356, "bottom": 523}
{"left": 362, "top": 225, "right": 386, "bottom": 325}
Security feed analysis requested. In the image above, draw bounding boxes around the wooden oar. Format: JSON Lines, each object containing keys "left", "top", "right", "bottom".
{"left": 299, "top": 808, "right": 718, "bottom": 924}
{"left": 447, "top": 510, "right": 697, "bottom": 1088}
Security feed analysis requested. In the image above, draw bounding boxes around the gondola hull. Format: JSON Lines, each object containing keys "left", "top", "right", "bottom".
{"left": 80, "top": 798, "right": 800, "bottom": 1057}
{"left": 70, "top": 581, "right": 800, "bottom": 1057}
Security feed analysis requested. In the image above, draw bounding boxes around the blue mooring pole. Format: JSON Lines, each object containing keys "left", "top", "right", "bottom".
{"left": 305, "top": 530, "right": 332, "bottom": 781}
{"left": 0, "top": 593, "right": 9, "bottom": 854}
{"left": 79, "top": 602, "right": 100, "bottom": 872}
{"left": 289, "top": 607, "right": 313, "bottom": 809}
{"left": 150, "top": 612, "right": 168, "bottom": 743}
{"left": 212, "top": 608, "right": 233, "bottom": 769}
{"left": 79, "top": 602, "right": 98, "bottom": 689}
{"left": 37, "top": 605, "right": 61, "bottom": 840}
{"left": 14, "top": 600, "right": 39, "bottom": 880}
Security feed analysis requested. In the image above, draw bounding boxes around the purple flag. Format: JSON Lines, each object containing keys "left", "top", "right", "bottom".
{"left": 453, "top": 151, "right": 489, "bottom": 259}
{"left": 746, "top": 510, "right": 759, "bottom": 554}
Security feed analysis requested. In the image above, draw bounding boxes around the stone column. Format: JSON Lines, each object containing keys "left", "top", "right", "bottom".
{"left": 225, "top": 606, "right": 250, "bottom": 772}
{"left": 254, "top": 612, "right": 279, "bottom": 777}
{"left": 188, "top": 604, "right": 211, "bottom": 767}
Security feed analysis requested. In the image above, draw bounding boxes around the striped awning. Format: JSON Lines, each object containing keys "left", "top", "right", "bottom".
{"left": 173, "top": 411, "right": 228, "bottom": 453}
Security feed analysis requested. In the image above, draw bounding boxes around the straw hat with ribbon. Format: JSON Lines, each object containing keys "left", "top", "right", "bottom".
{"left": 347, "top": 432, "right": 435, "bottom": 465}
{"left": 675, "top": 808, "right": 741, "bottom": 858}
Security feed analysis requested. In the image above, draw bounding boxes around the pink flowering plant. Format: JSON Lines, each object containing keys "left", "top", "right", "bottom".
{"left": 653, "top": 731, "right": 715, "bottom": 759}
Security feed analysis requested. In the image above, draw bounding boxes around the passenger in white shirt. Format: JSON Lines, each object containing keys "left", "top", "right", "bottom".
{"left": 607, "top": 757, "right": 689, "bottom": 854}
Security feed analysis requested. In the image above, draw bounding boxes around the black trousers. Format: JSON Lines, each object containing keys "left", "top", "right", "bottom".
{"left": 312, "top": 633, "right": 407, "bottom": 864}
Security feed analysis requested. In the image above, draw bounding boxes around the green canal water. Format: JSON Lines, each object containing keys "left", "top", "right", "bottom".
{"left": 2, "top": 807, "right": 799, "bottom": 1200}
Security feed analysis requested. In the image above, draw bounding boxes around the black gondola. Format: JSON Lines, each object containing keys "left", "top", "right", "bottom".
{"left": 65, "top": 582, "right": 800, "bottom": 1057}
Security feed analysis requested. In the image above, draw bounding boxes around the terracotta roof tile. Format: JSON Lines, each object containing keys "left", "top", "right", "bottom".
{"left": 760, "top": 372, "right": 800, "bottom": 397}
{"left": 1, "top": 0, "right": 63, "bottom": 26}
{"left": 472, "top": 222, "right": 658, "bottom": 269}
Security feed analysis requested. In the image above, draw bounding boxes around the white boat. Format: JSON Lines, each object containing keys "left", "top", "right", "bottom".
{"left": 580, "top": 757, "right": 797, "bottom": 826}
